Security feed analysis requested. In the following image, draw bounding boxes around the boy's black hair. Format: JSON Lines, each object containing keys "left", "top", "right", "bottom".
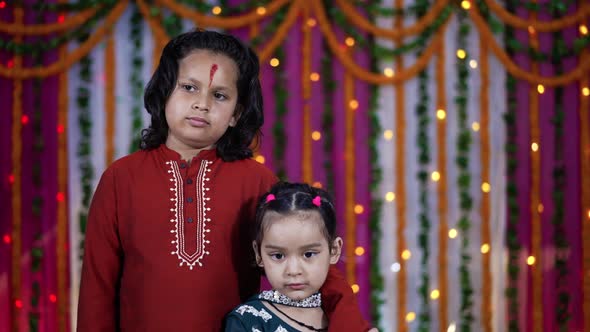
{"left": 253, "top": 182, "right": 338, "bottom": 254}
{"left": 141, "top": 29, "right": 263, "bottom": 161}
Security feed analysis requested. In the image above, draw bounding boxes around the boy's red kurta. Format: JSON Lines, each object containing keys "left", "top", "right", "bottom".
{"left": 77, "top": 145, "right": 369, "bottom": 331}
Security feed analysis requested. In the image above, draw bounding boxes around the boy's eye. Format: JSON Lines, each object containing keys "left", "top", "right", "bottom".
{"left": 304, "top": 251, "right": 318, "bottom": 258}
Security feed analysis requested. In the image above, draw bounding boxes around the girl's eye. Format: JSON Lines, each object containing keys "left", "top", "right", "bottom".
{"left": 304, "top": 251, "right": 318, "bottom": 258}
{"left": 270, "top": 253, "right": 284, "bottom": 260}
{"left": 181, "top": 84, "right": 196, "bottom": 92}
{"left": 213, "top": 92, "right": 227, "bottom": 101}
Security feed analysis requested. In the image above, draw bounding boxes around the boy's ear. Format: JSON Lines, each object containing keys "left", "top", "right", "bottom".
{"left": 229, "top": 104, "right": 243, "bottom": 127}
{"left": 252, "top": 241, "right": 263, "bottom": 267}
{"left": 329, "top": 237, "right": 343, "bottom": 264}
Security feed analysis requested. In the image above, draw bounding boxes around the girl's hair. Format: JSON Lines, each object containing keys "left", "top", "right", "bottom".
{"left": 253, "top": 182, "right": 338, "bottom": 253}
{"left": 141, "top": 29, "right": 263, "bottom": 161}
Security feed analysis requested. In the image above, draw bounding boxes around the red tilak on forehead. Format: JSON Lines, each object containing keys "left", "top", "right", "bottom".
{"left": 209, "top": 64, "right": 218, "bottom": 87}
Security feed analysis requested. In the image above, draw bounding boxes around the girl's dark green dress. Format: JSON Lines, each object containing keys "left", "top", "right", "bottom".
{"left": 225, "top": 295, "right": 316, "bottom": 332}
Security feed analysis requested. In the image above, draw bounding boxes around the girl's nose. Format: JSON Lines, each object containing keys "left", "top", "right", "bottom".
{"left": 191, "top": 97, "right": 210, "bottom": 112}
{"left": 285, "top": 258, "right": 303, "bottom": 276}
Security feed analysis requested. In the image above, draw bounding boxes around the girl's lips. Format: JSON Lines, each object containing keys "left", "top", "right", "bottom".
{"left": 187, "top": 117, "right": 209, "bottom": 127}
{"left": 286, "top": 284, "right": 306, "bottom": 290}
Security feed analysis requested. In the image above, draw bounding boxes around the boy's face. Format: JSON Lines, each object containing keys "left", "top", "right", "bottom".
{"left": 253, "top": 211, "right": 342, "bottom": 301}
{"left": 165, "top": 50, "right": 239, "bottom": 154}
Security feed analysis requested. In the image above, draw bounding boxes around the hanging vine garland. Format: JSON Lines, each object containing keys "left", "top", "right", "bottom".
{"left": 455, "top": 6, "right": 474, "bottom": 331}
{"left": 272, "top": 45, "right": 287, "bottom": 181}
{"left": 414, "top": 0, "right": 432, "bottom": 330}
{"left": 128, "top": 4, "right": 144, "bottom": 154}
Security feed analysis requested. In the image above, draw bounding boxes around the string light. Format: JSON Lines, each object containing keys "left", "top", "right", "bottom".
{"left": 269, "top": 58, "right": 280, "bottom": 67}
{"left": 405, "top": 312, "right": 416, "bottom": 322}
{"left": 354, "top": 204, "right": 364, "bottom": 214}
{"left": 527, "top": 256, "right": 536, "bottom": 265}
{"left": 311, "top": 131, "right": 322, "bottom": 141}
{"left": 531, "top": 142, "right": 539, "bottom": 152}
{"left": 8, "top": 174, "right": 15, "bottom": 184}
{"left": 49, "top": 294, "right": 57, "bottom": 303}
{"left": 587, "top": 209, "right": 590, "bottom": 219}
{"left": 355, "top": 246, "right": 365, "bottom": 256}
{"left": 537, "top": 84, "right": 545, "bottom": 94}
{"left": 15, "top": 300, "right": 23, "bottom": 309}
{"left": 0, "top": 1, "right": 6, "bottom": 9}
{"left": 307, "top": 18, "right": 317, "bottom": 27}
{"left": 448, "top": 323, "right": 457, "bottom": 332}
{"left": 430, "top": 289, "right": 440, "bottom": 300}
{"left": 461, "top": 0, "right": 471, "bottom": 9}
{"left": 3, "top": 234, "right": 10, "bottom": 244}
{"left": 7, "top": 59, "right": 14, "bottom": 68}
{"left": 448, "top": 228, "right": 458, "bottom": 239}
{"left": 469, "top": 60, "right": 478, "bottom": 69}
{"left": 255, "top": 155, "right": 265, "bottom": 164}
{"left": 56, "top": 192, "right": 65, "bottom": 202}
{"left": 390, "top": 262, "right": 401, "bottom": 272}
{"left": 349, "top": 99, "right": 359, "bottom": 110}
{"left": 211, "top": 6, "right": 222, "bottom": 15}
{"left": 431, "top": 171, "right": 441, "bottom": 182}
{"left": 385, "top": 192, "right": 395, "bottom": 202}
{"left": 481, "top": 182, "right": 491, "bottom": 193}
{"left": 456, "top": 49, "right": 466, "bottom": 59}
{"left": 21, "top": 115, "right": 29, "bottom": 125}
{"left": 436, "top": 109, "right": 446, "bottom": 120}
{"left": 383, "top": 130, "right": 393, "bottom": 140}
{"left": 480, "top": 244, "right": 490, "bottom": 254}
{"left": 312, "top": 181, "right": 322, "bottom": 188}
{"left": 57, "top": 124, "right": 65, "bottom": 134}
{"left": 383, "top": 67, "right": 394, "bottom": 77}
{"left": 256, "top": 6, "right": 267, "bottom": 15}
{"left": 472, "top": 122, "right": 480, "bottom": 132}
{"left": 351, "top": 284, "right": 360, "bottom": 293}
{"left": 401, "top": 249, "right": 411, "bottom": 260}
{"left": 582, "top": 87, "right": 589, "bottom": 96}
{"left": 310, "top": 72, "right": 320, "bottom": 81}
{"left": 580, "top": 24, "right": 588, "bottom": 35}
{"left": 345, "top": 37, "right": 355, "bottom": 47}
{"left": 538, "top": 204, "right": 544, "bottom": 213}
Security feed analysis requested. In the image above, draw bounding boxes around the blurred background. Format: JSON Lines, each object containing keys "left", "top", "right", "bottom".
{"left": 1, "top": 0, "right": 589, "bottom": 331}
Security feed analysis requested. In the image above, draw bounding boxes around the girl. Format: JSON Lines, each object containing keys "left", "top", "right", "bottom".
{"left": 77, "top": 30, "right": 370, "bottom": 331}
{"left": 225, "top": 182, "right": 370, "bottom": 332}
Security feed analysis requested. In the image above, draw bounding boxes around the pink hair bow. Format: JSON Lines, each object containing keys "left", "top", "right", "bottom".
{"left": 266, "top": 194, "right": 276, "bottom": 203}
{"left": 312, "top": 196, "right": 321, "bottom": 207}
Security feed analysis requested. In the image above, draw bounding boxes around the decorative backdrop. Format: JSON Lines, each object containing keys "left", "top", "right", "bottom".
{"left": 0, "top": 0, "right": 589, "bottom": 331}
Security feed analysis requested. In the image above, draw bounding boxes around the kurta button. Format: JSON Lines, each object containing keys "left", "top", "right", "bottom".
{"left": 180, "top": 163, "right": 187, "bottom": 169}
{"left": 187, "top": 197, "right": 193, "bottom": 203}
{"left": 187, "top": 217, "right": 193, "bottom": 223}
{"left": 187, "top": 178, "right": 193, "bottom": 184}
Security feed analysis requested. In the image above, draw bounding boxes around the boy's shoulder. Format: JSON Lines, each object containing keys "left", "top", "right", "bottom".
{"left": 223, "top": 157, "right": 277, "bottom": 181}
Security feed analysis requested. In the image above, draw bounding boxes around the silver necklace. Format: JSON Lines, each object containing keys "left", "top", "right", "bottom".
{"left": 259, "top": 290, "right": 322, "bottom": 308}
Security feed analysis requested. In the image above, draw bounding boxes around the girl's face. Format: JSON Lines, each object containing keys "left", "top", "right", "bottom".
{"left": 165, "top": 50, "right": 240, "bottom": 156}
{"left": 253, "top": 211, "right": 342, "bottom": 300}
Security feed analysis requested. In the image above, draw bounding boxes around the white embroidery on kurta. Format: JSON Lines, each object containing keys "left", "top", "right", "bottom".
{"left": 235, "top": 305, "right": 272, "bottom": 322}
{"left": 167, "top": 160, "right": 212, "bottom": 270}
{"left": 252, "top": 329, "right": 262, "bottom": 332}
{"left": 274, "top": 327, "right": 289, "bottom": 332}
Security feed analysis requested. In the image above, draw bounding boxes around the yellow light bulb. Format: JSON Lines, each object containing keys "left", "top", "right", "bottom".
{"left": 527, "top": 256, "right": 535, "bottom": 265}
{"left": 355, "top": 246, "right": 365, "bottom": 256}
{"left": 469, "top": 60, "right": 478, "bottom": 69}
{"left": 431, "top": 171, "right": 441, "bottom": 182}
{"left": 537, "top": 84, "right": 545, "bottom": 94}
{"left": 255, "top": 155, "right": 265, "bottom": 164}
{"left": 457, "top": 49, "right": 466, "bottom": 59}
{"left": 481, "top": 182, "right": 491, "bottom": 193}
{"left": 349, "top": 99, "right": 359, "bottom": 110}
{"left": 312, "top": 181, "right": 322, "bottom": 188}
{"left": 448, "top": 229, "right": 458, "bottom": 239}
{"left": 461, "top": 0, "right": 471, "bottom": 9}
{"left": 310, "top": 72, "right": 320, "bottom": 81}
{"left": 311, "top": 131, "right": 321, "bottom": 141}
{"left": 406, "top": 312, "right": 416, "bottom": 322}
{"left": 256, "top": 6, "right": 267, "bottom": 15}
{"left": 430, "top": 289, "right": 440, "bottom": 300}
{"left": 307, "top": 18, "right": 317, "bottom": 27}
{"left": 345, "top": 37, "right": 355, "bottom": 47}
{"left": 401, "top": 249, "right": 411, "bottom": 260}
{"left": 385, "top": 192, "right": 396, "bottom": 202}
{"left": 351, "top": 284, "right": 360, "bottom": 293}
{"left": 212, "top": 6, "right": 222, "bottom": 15}
{"left": 481, "top": 244, "right": 490, "bottom": 254}
{"left": 270, "top": 58, "right": 280, "bottom": 67}
{"left": 383, "top": 68, "right": 394, "bottom": 77}
{"left": 383, "top": 130, "right": 393, "bottom": 140}
{"left": 538, "top": 204, "right": 544, "bottom": 213}
{"left": 354, "top": 204, "right": 364, "bottom": 214}
{"left": 582, "top": 87, "right": 589, "bottom": 97}
{"left": 580, "top": 24, "right": 588, "bottom": 35}
{"left": 531, "top": 142, "right": 539, "bottom": 152}
{"left": 437, "top": 109, "right": 446, "bottom": 120}
{"left": 472, "top": 122, "right": 480, "bottom": 132}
